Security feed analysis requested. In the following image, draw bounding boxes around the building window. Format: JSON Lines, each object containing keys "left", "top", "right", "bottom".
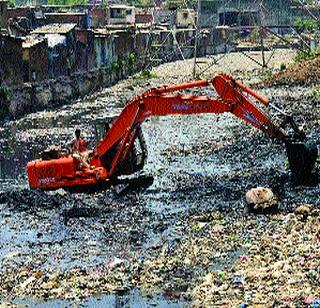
{"left": 183, "top": 12, "right": 188, "bottom": 19}
{"left": 0, "top": 5, "right": 3, "bottom": 15}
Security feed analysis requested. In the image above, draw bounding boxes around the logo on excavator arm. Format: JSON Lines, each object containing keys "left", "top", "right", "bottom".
{"left": 172, "top": 103, "right": 190, "bottom": 111}
{"left": 243, "top": 111, "right": 262, "bottom": 127}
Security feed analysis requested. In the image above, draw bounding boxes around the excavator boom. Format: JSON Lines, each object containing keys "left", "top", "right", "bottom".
{"left": 26, "top": 73, "right": 318, "bottom": 190}
{"left": 95, "top": 74, "right": 285, "bottom": 160}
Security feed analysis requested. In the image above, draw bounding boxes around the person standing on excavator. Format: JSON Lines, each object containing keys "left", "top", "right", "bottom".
{"left": 70, "top": 129, "right": 87, "bottom": 153}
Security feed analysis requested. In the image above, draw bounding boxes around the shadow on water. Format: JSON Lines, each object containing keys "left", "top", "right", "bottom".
{"left": 4, "top": 289, "right": 187, "bottom": 308}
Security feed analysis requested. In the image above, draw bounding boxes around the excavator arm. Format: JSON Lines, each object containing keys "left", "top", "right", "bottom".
{"left": 92, "top": 73, "right": 288, "bottom": 178}
{"left": 95, "top": 74, "right": 285, "bottom": 157}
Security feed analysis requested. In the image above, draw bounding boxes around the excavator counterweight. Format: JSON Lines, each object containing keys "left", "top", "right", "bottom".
{"left": 26, "top": 73, "right": 318, "bottom": 191}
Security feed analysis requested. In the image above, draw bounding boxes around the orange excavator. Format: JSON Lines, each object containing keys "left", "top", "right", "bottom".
{"left": 27, "top": 73, "right": 318, "bottom": 191}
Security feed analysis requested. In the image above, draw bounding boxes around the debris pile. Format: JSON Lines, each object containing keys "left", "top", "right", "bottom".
{"left": 260, "top": 55, "right": 320, "bottom": 87}
{"left": 140, "top": 210, "right": 320, "bottom": 306}
{"left": 0, "top": 265, "right": 135, "bottom": 301}
{"left": 191, "top": 209, "right": 320, "bottom": 306}
{"left": 245, "top": 187, "right": 278, "bottom": 213}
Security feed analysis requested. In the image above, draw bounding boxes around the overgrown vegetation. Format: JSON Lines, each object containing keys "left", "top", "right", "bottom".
{"left": 128, "top": 52, "right": 136, "bottom": 74}
{"left": 112, "top": 55, "right": 137, "bottom": 78}
{"left": 265, "top": 69, "right": 273, "bottom": 79}
{"left": 247, "top": 28, "right": 260, "bottom": 43}
{"left": 45, "top": 0, "right": 150, "bottom": 6}
{"left": 46, "top": 0, "right": 89, "bottom": 5}
{"left": 8, "top": 0, "right": 15, "bottom": 7}
{"left": 294, "top": 17, "right": 319, "bottom": 34}
{"left": 308, "top": 85, "right": 320, "bottom": 99}
{"left": 292, "top": 17, "right": 320, "bottom": 63}
{"left": 138, "top": 70, "right": 157, "bottom": 79}
{"left": 294, "top": 48, "right": 320, "bottom": 62}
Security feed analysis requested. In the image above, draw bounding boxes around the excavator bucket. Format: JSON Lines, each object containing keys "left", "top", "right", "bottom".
{"left": 285, "top": 139, "right": 318, "bottom": 184}
{"left": 278, "top": 116, "right": 318, "bottom": 184}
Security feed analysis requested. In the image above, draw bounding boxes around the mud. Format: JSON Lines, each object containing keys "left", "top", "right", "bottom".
{"left": 0, "top": 50, "right": 319, "bottom": 306}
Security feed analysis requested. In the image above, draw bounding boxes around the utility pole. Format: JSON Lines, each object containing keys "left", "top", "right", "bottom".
{"left": 192, "top": 0, "right": 201, "bottom": 78}
{"left": 259, "top": 0, "right": 267, "bottom": 68}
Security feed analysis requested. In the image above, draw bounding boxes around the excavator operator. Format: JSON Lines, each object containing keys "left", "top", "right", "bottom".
{"left": 70, "top": 129, "right": 90, "bottom": 169}
{"left": 70, "top": 129, "right": 87, "bottom": 153}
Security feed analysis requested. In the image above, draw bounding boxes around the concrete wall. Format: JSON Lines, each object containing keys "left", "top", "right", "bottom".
{"left": 6, "top": 60, "right": 138, "bottom": 119}
{"left": 200, "top": 0, "right": 304, "bottom": 28}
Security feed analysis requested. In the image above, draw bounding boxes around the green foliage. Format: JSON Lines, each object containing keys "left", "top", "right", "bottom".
{"left": 265, "top": 69, "right": 273, "bottom": 79}
{"left": 308, "top": 85, "right": 320, "bottom": 99}
{"left": 0, "top": 86, "right": 10, "bottom": 103}
{"left": 294, "top": 48, "right": 320, "bottom": 62}
{"left": 128, "top": 52, "right": 136, "bottom": 67}
{"left": 112, "top": 59, "right": 124, "bottom": 72}
{"left": 127, "top": 52, "right": 136, "bottom": 74}
{"left": 247, "top": 28, "right": 260, "bottom": 43}
{"left": 294, "top": 17, "right": 319, "bottom": 34}
{"left": 166, "top": 0, "right": 187, "bottom": 9}
{"left": 47, "top": 0, "right": 87, "bottom": 5}
{"left": 138, "top": 70, "right": 157, "bottom": 79}
{"left": 111, "top": 61, "right": 120, "bottom": 72}
{"left": 8, "top": 0, "right": 15, "bottom": 7}
{"left": 218, "top": 271, "right": 226, "bottom": 280}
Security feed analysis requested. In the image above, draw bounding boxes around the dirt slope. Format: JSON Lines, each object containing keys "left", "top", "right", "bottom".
{"left": 261, "top": 55, "right": 320, "bottom": 87}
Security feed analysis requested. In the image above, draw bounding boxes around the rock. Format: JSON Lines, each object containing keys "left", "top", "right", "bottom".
{"left": 19, "top": 276, "right": 36, "bottom": 289}
{"left": 245, "top": 187, "right": 275, "bottom": 205}
{"left": 294, "top": 204, "right": 311, "bottom": 217}
{"left": 245, "top": 187, "right": 277, "bottom": 213}
{"left": 35, "top": 85, "right": 52, "bottom": 107}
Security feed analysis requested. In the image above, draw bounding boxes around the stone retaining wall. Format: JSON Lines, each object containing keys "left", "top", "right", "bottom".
{"left": 5, "top": 64, "right": 134, "bottom": 120}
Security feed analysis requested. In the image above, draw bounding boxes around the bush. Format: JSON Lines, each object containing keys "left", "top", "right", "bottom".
{"left": 128, "top": 52, "right": 136, "bottom": 74}
{"left": 138, "top": 70, "right": 157, "bottom": 79}
{"left": 128, "top": 52, "right": 136, "bottom": 66}
{"left": 294, "top": 17, "right": 319, "bottom": 34}
{"left": 294, "top": 49, "right": 320, "bottom": 62}
{"left": 265, "top": 70, "right": 273, "bottom": 79}
{"left": 0, "top": 86, "right": 10, "bottom": 101}
{"left": 280, "top": 63, "right": 287, "bottom": 70}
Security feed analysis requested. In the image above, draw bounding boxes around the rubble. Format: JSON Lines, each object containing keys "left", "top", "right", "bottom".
{"left": 259, "top": 54, "right": 320, "bottom": 87}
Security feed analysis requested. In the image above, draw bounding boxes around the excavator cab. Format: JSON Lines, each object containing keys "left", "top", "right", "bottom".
{"left": 94, "top": 117, "right": 114, "bottom": 145}
{"left": 94, "top": 118, "right": 148, "bottom": 176}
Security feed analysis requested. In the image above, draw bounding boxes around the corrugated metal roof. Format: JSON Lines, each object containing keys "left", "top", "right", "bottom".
{"left": 22, "top": 35, "right": 46, "bottom": 48}
{"left": 32, "top": 23, "right": 76, "bottom": 34}
{"left": 44, "top": 12, "right": 86, "bottom": 16}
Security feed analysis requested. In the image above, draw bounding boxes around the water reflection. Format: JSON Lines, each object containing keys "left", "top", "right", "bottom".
{"left": 7, "top": 289, "right": 186, "bottom": 308}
